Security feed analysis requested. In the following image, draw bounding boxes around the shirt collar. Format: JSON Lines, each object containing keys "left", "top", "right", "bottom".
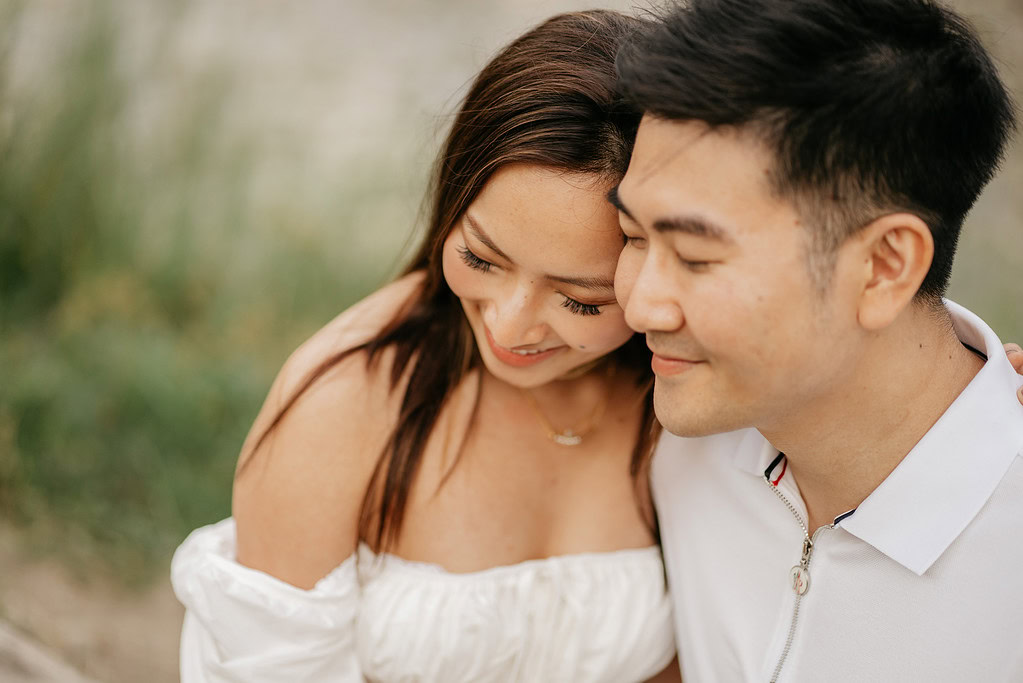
{"left": 731, "top": 301, "right": 1023, "bottom": 576}
{"left": 839, "top": 300, "right": 1023, "bottom": 575}
{"left": 730, "top": 428, "right": 780, "bottom": 477}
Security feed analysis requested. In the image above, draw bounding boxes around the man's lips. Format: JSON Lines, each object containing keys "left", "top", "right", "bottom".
{"left": 484, "top": 327, "right": 565, "bottom": 368}
{"left": 650, "top": 352, "right": 705, "bottom": 376}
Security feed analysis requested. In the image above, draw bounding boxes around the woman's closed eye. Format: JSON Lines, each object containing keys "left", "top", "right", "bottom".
{"left": 561, "top": 297, "right": 602, "bottom": 316}
{"left": 460, "top": 242, "right": 604, "bottom": 316}
{"left": 458, "top": 244, "right": 494, "bottom": 273}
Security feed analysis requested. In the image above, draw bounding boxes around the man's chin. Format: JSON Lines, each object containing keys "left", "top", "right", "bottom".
{"left": 659, "top": 418, "right": 729, "bottom": 438}
{"left": 653, "top": 389, "right": 742, "bottom": 438}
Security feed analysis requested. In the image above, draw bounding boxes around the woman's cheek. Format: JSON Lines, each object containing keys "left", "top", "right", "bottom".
{"left": 561, "top": 308, "right": 635, "bottom": 354}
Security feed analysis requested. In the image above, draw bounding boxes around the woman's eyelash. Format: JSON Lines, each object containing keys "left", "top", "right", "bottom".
{"left": 458, "top": 245, "right": 493, "bottom": 273}
{"left": 561, "top": 298, "right": 602, "bottom": 316}
{"left": 459, "top": 244, "right": 601, "bottom": 316}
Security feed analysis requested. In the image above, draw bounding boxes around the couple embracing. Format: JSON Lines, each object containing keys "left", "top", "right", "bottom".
{"left": 172, "top": 1, "right": 1023, "bottom": 681}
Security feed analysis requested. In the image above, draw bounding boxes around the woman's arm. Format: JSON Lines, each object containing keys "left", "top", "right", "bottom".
{"left": 172, "top": 342, "right": 402, "bottom": 683}
{"left": 234, "top": 273, "right": 423, "bottom": 587}
{"left": 233, "top": 346, "right": 397, "bottom": 587}
{"left": 173, "top": 276, "right": 422, "bottom": 682}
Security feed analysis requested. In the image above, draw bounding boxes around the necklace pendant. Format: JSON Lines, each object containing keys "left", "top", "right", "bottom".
{"left": 552, "top": 430, "right": 582, "bottom": 446}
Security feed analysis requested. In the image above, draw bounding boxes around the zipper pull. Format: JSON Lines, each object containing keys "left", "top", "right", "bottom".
{"left": 789, "top": 537, "right": 812, "bottom": 595}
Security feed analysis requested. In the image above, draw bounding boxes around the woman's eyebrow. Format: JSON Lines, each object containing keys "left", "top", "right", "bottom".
{"left": 547, "top": 273, "right": 616, "bottom": 291}
{"left": 465, "top": 214, "right": 513, "bottom": 262}
{"left": 464, "top": 214, "right": 616, "bottom": 292}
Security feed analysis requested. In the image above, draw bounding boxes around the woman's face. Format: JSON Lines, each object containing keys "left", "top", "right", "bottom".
{"left": 442, "top": 164, "right": 634, "bottom": 388}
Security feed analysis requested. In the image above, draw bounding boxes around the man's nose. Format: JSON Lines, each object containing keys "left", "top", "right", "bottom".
{"left": 622, "top": 253, "right": 684, "bottom": 334}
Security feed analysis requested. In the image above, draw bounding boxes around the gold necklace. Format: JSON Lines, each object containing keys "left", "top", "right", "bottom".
{"left": 520, "top": 365, "right": 613, "bottom": 446}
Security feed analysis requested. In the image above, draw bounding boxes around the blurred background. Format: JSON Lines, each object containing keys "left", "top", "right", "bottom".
{"left": 0, "top": 0, "right": 1019, "bottom": 680}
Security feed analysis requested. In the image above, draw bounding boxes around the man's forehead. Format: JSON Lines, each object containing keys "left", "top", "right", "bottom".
{"left": 616, "top": 117, "right": 798, "bottom": 240}
{"left": 622, "top": 118, "right": 773, "bottom": 201}
{"left": 625, "top": 116, "right": 710, "bottom": 183}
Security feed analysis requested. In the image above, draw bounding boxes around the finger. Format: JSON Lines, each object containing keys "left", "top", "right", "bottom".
{"left": 1007, "top": 343, "right": 1023, "bottom": 374}
{"left": 1018, "top": 383, "right": 1023, "bottom": 406}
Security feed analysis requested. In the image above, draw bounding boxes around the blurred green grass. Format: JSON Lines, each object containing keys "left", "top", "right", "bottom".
{"left": 0, "top": 2, "right": 390, "bottom": 584}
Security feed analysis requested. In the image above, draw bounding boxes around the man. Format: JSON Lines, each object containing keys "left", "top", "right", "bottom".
{"left": 610, "top": 0, "right": 1023, "bottom": 680}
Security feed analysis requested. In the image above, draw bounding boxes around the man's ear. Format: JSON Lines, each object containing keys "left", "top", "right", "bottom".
{"left": 850, "top": 213, "right": 934, "bottom": 331}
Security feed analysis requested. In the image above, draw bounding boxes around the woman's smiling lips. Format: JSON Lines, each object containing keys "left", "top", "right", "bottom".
{"left": 650, "top": 352, "right": 705, "bottom": 376}
{"left": 484, "top": 327, "right": 565, "bottom": 368}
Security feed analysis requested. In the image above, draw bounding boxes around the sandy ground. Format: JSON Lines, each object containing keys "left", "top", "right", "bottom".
{"left": 0, "top": 525, "right": 182, "bottom": 683}
{"left": 0, "top": 621, "right": 98, "bottom": 683}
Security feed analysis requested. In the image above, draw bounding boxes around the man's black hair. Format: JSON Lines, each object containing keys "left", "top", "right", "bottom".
{"left": 616, "top": 0, "right": 1017, "bottom": 299}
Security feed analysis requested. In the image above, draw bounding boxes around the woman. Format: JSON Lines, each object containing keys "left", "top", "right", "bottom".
{"left": 172, "top": 10, "right": 678, "bottom": 683}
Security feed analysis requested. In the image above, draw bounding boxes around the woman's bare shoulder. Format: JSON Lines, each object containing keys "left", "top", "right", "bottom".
{"left": 232, "top": 271, "right": 425, "bottom": 589}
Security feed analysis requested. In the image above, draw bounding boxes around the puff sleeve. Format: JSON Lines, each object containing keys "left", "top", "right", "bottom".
{"left": 171, "top": 519, "right": 363, "bottom": 683}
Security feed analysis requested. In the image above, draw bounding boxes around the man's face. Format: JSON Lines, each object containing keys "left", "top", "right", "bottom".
{"left": 613, "top": 116, "right": 863, "bottom": 437}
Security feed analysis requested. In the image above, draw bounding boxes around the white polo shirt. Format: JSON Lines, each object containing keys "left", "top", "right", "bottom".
{"left": 652, "top": 301, "right": 1023, "bottom": 683}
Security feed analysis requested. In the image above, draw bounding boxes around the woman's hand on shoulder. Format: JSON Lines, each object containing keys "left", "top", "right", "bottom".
{"left": 232, "top": 276, "right": 422, "bottom": 589}
{"left": 1007, "top": 343, "right": 1023, "bottom": 405}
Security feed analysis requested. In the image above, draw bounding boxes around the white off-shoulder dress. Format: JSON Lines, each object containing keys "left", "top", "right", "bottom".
{"left": 171, "top": 518, "right": 675, "bottom": 682}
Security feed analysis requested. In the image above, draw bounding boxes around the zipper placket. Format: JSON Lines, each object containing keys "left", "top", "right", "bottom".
{"left": 763, "top": 471, "right": 833, "bottom": 683}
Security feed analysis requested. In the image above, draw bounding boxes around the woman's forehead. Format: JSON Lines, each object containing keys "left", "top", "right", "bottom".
{"left": 467, "top": 164, "right": 623, "bottom": 273}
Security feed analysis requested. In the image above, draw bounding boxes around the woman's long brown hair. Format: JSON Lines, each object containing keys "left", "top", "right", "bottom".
{"left": 243, "top": 10, "right": 656, "bottom": 551}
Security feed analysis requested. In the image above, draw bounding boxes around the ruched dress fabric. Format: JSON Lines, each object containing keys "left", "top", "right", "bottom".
{"left": 172, "top": 518, "right": 676, "bottom": 683}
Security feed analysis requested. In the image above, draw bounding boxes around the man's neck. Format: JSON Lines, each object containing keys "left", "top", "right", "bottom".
{"left": 761, "top": 307, "right": 985, "bottom": 532}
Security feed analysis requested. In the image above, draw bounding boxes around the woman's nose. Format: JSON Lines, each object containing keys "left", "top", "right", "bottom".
{"left": 482, "top": 284, "right": 547, "bottom": 347}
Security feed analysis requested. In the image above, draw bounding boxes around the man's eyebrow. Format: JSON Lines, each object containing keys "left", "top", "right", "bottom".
{"left": 606, "top": 186, "right": 635, "bottom": 223}
{"left": 465, "top": 214, "right": 512, "bottom": 262}
{"left": 653, "top": 215, "right": 733, "bottom": 243}
{"left": 607, "top": 187, "right": 732, "bottom": 243}
{"left": 464, "top": 214, "right": 615, "bottom": 293}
